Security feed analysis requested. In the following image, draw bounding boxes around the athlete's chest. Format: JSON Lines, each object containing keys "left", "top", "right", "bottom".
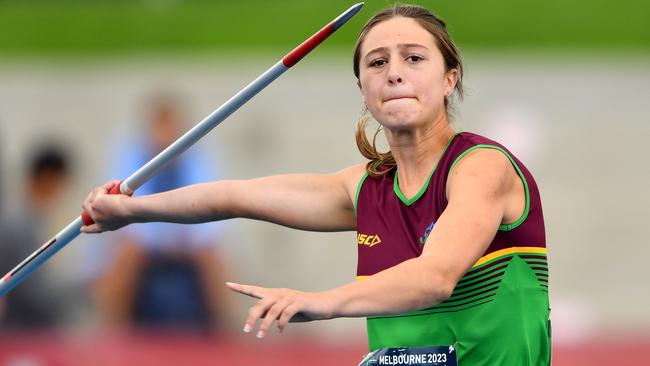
{"left": 356, "top": 179, "right": 445, "bottom": 277}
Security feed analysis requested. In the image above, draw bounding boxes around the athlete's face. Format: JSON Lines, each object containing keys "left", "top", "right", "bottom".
{"left": 357, "top": 17, "right": 457, "bottom": 130}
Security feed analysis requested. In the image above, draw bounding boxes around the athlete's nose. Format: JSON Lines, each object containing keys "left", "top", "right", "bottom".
{"left": 386, "top": 57, "right": 403, "bottom": 85}
{"left": 388, "top": 74, "right": 403, "bottom": 85}
{"left": 387, "top": 68, "right": 404, "bottom": 85}
{"left": 387, "top": 68, "right": 403, "bottom": 85}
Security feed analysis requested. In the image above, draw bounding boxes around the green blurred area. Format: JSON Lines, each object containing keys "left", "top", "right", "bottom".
{"left": 0, "top": 0, "right": 648, "bottom": 58}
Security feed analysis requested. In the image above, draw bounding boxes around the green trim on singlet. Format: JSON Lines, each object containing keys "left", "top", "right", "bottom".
{"left": 354, "top": 171, "right": 369, "bottom": 215}
{"left": 447, "top": 144, "right": 531, "bottom": 231}
{"left": 393, "top": 133, "right": 460, "bottom": 206}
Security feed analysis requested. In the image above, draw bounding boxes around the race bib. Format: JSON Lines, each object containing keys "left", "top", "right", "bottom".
{"left": 358, "top": 345, "right": 457, "bottom": 366}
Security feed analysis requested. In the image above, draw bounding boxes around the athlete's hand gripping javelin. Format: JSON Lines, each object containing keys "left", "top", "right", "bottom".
{"left": 81, "top": 180, "right": 132, "bottom": 233}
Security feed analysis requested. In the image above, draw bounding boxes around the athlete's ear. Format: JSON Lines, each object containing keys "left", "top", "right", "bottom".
{"left": 444, "top": 69, "right": 458, "bottom": 97}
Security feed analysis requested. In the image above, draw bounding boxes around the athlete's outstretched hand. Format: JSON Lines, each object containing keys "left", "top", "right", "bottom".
{"left": 226, "top": 282, "right": 336, "bottom": 338}
{"left": 81, "top": 180, "right": 132, "bottom": 234}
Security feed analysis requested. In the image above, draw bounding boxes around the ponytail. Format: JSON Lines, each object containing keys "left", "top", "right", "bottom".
{"left": 354, "top": 108, "right": 396, "bottom": 177}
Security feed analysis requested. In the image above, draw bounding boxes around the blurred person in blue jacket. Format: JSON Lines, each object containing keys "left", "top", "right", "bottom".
{"left": 86, "top": 92, "right": 231, "bottom": 332}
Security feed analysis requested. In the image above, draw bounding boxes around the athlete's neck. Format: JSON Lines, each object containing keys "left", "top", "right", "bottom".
{"left": 386, "top": 116, "right": 456, "bottom": 200}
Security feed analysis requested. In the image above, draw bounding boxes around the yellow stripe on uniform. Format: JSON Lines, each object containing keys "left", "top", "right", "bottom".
{"left": 472, "top": 246, "right": 547, "bottom": 268}
{"left": 356, "top": 247, "right": 547, "bottom": 280}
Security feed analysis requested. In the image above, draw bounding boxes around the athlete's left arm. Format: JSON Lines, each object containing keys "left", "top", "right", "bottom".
{"left": 227, "top": 149, "right": 520, "bottom": 338}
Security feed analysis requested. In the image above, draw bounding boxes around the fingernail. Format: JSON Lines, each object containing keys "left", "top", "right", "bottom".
{"left": 256, "top": 330, "right": 265, "bottom": 339}
{"left": 243, "top": 324, "right": 251, "bottom": 333}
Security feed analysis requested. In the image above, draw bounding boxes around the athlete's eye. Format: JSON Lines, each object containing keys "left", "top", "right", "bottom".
{"left": 406, "top": 55, "right": 423, "bottom": 63}
{"left": 369, "top": 58, "right": 387, "bottom": 68}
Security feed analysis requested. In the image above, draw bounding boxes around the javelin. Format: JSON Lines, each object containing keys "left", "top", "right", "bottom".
{"left": 0, "top": 2, "right": 364, "bottom": 297}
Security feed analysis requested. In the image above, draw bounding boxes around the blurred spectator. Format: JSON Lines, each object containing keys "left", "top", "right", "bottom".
{"left": 86, "top": 91, "right": 231, "bottom": 333}
{"left": 0, "top": 145, "right": 70, "bottom": 329}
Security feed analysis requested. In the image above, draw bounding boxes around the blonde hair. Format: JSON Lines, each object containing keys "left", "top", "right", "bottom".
{"left": 353, "top": 4, "right": 464, "bottom": 177}
{"left": 355, "top": 108, "right": 395, "bottom": 176}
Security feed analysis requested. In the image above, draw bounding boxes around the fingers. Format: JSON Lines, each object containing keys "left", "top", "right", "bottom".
{"left": 245, "top": 296, "right": 297, "bottom": 338}
{"left": 227, "top": 282, "right": 306, "bottom": 338}
{"left": 226, "top": 282, "right": 274, "bottom": 336}
{"left": 103, "top": 180, "right": 121, "bottom": 191}
{"left": 81, "top": 180, "right": 122, "bottom": 233}
{"left": 80, "top": 223, "right": 101, "bottom": 234}
{"left": 82, "top": 181, "right": 108, "bottom": 220}
{"left": 226, "top": 282, "right": 264, "bottom": 299}
{"left": 244, "top": 296, "right": 275, "bottom": 337}
{"left": 257, "top": 299, "right": 291, "bottom": 337}
{"left": 82, "top": 190, "right": 96, "bottom": 219}
{"left": 276, "top": 304, "right": 300, "bottom": 332}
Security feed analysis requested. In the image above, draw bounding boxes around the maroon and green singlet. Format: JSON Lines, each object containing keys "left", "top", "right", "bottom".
{"left": 355, "top": 132, "right": 550, "bottom": 365}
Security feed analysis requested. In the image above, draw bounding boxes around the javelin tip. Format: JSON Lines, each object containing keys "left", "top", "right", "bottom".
{"left": 332, "top": 3, "right": 365, "bottom": 30}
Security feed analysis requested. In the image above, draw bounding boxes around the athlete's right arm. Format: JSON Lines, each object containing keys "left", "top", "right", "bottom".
{"left": 81, "top": 164, "right": 366, "bottom": 234}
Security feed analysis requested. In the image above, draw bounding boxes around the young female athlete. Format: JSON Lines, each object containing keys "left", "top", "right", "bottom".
{"left": 82, "top": 5, "right": 550, "bottom": 365}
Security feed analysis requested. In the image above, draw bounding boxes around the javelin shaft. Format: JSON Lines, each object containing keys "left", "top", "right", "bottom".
{"left": 123, "top": 61, "right": 288, "bottom": 194}
{"left": 0, "top": 61, "right": 289, "bottom": 296}
{"left": 0, "top": 2, "right": 364, "bottom": 297}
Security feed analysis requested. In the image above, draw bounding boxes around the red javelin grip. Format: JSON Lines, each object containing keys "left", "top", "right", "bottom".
{"left": 81, "top": 181, "right": 128, "bottom": 226}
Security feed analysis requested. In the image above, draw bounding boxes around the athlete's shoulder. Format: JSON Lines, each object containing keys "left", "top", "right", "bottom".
{"left": 446, "top": 133, "right": 518, "bottom": 197}
{"left": 454, "top": 131, "right": 504, "bottom": 148}
{"left": 446, "top": 132, "right": 515, "bottom": 172}
{"left": 451, "top": 147, "right": 513, "bottom": 176}
{"left": 445, "top": 149, "right": 517, "bottom": 219}
{"left": 334, "top": 163, "right": 369, "bottom": 206}
{"left": 335, "top": 163, "right": 367, "bottom": 182}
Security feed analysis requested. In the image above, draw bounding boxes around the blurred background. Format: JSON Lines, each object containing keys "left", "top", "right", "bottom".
{"left": 0, "top": 0, "right": 648, "bottom": 365}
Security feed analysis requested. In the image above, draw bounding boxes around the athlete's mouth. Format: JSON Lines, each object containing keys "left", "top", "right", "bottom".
{"left": 383, "top": 96, "right": 415, "bottom": 102}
